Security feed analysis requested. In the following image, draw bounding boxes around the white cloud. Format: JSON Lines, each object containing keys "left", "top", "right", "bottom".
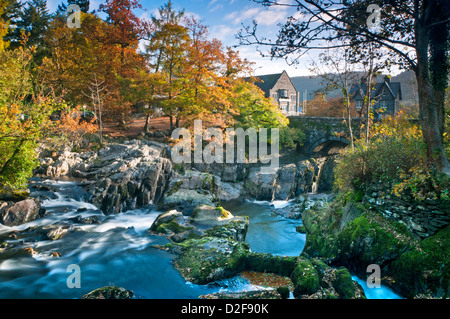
{"left": 224, "top": 5, "right": 290, "bottom": 26}
{"left": 209, "top": 24, "right": 237, "bottom": 43}
{"left": 209, "top": 4, "right": 224, "bottom": 13}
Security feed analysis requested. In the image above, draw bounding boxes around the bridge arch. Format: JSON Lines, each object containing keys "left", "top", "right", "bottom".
{"left": 309, "top": 136, "right": 350, "bottom": 155}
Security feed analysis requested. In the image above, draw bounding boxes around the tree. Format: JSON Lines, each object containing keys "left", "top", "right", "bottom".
{"left": 83, "top": 73, "right": 107, "bottom": 145}
{"left": 0, "top": 47, "right": 51, "bottom": 189}
{"left": 9, "top": 0, "right": 50, "bottom": 49}
{"left": 99, "top": 0, "right": 144, "bottom": 66}
{"left": 145, "top": 1, "right": 190, "bottom": 130}
{"left": 1, "top": 0, "right": 23, "bottom": 47}
{"left": 57, "top": 0, "right": 90, "bottom": 14}
{"left": 229, "top": 80, "right": 288, "bottom": 130}
{"left": 238, "top": 0, "right": 450, "bottom": 174}
{"left": 310, "top": 47, "right": 360, "bottom": 148}
{"left": 0, "top": 0, "right": 9, "bottom": 50}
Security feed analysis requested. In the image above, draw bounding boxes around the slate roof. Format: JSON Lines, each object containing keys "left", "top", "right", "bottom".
{"left": 350, "top": 79, "right": 402, "bottom": 101}
{"left": 245, "top": 72, "right": 283, "bottom": 95}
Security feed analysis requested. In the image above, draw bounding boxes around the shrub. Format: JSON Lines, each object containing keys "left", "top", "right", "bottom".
{"left": 280, "top": 126, "right": 305, "bottom": 149}
{"left": 334, "top": 114, "right": 426, "bottom": 193}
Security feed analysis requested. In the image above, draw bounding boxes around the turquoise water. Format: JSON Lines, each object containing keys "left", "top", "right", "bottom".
{"left": 0, "top": 179, "right": 402, "bottom": 299}
{"left": 223, "top": 199, "right": 403, "bottom": 300}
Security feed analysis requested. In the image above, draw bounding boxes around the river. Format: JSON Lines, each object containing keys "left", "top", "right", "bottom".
{"left": 0, "top": 178, "right": 401, "bottom": 299}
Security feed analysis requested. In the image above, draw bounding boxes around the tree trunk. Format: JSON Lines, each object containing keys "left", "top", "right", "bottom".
{"left": 415, "top": 22, "right": 450, "bottom": 174}
{"left": 144, "top": 113, "right": 151, "bottom": 133}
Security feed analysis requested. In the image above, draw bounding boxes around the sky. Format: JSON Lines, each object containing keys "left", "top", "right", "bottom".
{"left": 47, "top": 0, "right": 316, "bottom": 77}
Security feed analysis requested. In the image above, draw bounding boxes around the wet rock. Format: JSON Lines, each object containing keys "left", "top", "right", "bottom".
{"left": 218, "top": 181, "right": 243, "bottom": 201}
{"left": 0, "top": 198, "right": 41, "bottom": 226}
{"left": 150, "top": 210, "right": 186, "bottom": 232}
{"left": 274, "top": 164, "right": 297, "bottom": 200}
{"left": 0, "top": 188, "right": 30, "bottom": 201}
{"left": 191, "top": 205, "right": 233, "bottom": 225}
{"left": 243, "top": 166, "right": 278, "bottom": 201}
{"left": 296, "top": 159, "right": 315, "bottom": 194}
{"left": 291, "top": 257, "right": 320, "bottom": 297}
{"left": 162, "top": 171, "right": 219, "bottom": 215}
{"left": 81, "top": 286, "right": 135, "bottom": 299}
{"left": 201, "top": 290, "right": 281, "bottom": 299}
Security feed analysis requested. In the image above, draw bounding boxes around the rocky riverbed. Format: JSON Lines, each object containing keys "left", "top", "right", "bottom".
{"left": 1, "top": 138, "right": 448, "bottom": 299}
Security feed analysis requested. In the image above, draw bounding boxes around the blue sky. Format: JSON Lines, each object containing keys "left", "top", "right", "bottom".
{"left": 47, "top": 0, "right": 314, "bottom": 77}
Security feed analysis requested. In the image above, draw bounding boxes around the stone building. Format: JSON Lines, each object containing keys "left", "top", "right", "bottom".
{"left": 246, "top": 70, "right": 303, "bottom": 116}
{"left": 350, "top": 76, "right": 402, "bottom": 119}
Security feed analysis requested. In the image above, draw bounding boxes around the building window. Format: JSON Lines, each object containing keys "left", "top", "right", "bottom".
{"left": 291, "top": 94, "right": 297, "bottom": 101}
{"left": 379, "top": 100, "right": 387, "bottom": 110}
{"left": 355, "top": 100, "right": 363, "bottom": 109}
{"left": 272, "top": 93, "right": 278, "bottom": 99}
{"left": 279, "top": 89, "right": 288, "bottom": 98}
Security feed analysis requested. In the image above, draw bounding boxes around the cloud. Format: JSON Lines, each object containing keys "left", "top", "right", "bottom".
{"left": 209, "top": 24, "right": 237, "bottom": 43}
{"left": 209, "top": 4, "right": 224, "bottom": 13}
{"left": 224, "top": 5, "right": 291, "bottom": 27}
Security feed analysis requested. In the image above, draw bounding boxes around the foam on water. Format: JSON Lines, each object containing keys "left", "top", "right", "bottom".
{"left": 0, "top": 179, "right": 405, "bottom": 299}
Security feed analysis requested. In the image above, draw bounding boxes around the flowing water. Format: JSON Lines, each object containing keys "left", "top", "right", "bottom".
{"left": 0, "top": 178, "right": 402, "bottom": 299}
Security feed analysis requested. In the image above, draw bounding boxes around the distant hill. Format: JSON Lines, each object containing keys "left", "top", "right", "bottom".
{"left": 291, "top": 70, "right": 418, "bottom": 106}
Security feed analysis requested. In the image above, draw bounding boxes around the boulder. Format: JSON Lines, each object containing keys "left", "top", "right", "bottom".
{"left": 274, "top": 164, "right": 297, "bottom": 200}
{"left": 162, "top": 171, "right": 219, "bottom": 215}
{"left": 243, "top": 166, "right": 278, "bottom": 201}
{"left": 150, "top": 210, "right": 186, "bottom": 231}
{"left": 0, "top": 188, "right": 30, "bottom": 202}
{"left": 174, "top": 237, "right": 250, "bottom": 285}
{"left": 296, "top": 159, "right": 315, "bottom": 194}
{"left": 81, "top": 286, "right": 135, "bottom": 299}
{"left": 149, "top": 210, "right": 196, "bottom": 239}
{"left": 217, "top": 181, "right": 243, "bottom": 201}
{"left": 0, "top": 198, "right": 41, "bottom": 226}
{"left": 190, "top": 205, "right": 233, "bottom": 225}
{"left": 291, "top": 257, "right": 320, "bottom": 297}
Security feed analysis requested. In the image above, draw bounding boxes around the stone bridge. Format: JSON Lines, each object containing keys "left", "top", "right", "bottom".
{"left": 288, "top": 116, "right": 357, "bottom": 155}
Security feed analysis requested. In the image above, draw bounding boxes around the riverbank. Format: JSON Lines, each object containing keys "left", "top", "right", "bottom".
{"left": 1, "top": 137, "right": 448, "bottom": 299}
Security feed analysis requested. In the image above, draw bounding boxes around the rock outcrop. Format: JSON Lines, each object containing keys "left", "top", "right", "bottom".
{"left": 35, "top": 139, "right": 173, "bottom": 215}
{"left": 301, "top": 198, "right": 450, "bottom": 298}
{"left": 161, "top": 171, "right": 220, "bottom": 215}
{"left": 0, "top": 198, "right": 44, "bottom": 226}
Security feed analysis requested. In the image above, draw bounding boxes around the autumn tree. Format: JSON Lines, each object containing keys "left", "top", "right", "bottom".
{"left": 145, "top": 1, "right": 190, "bottom": 130}
{"left": 0, "top": 0, "right": 9, "bottom": 50}
{"left": 99, "top": 0, "right": 145, "bottom": 66}
{"left": 238, "top": 0, "right": 450, "bottom": 175}
{"left": 0, "top": 47, "right": 52, "bottom": 189}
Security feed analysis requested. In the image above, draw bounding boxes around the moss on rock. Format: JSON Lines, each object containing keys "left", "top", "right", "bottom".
{"left": 388, "top": 225, "right": 450, "bottom": 298}
{"left": 81, "top": 286, "right": 135, "bottom": 299}
{"left": 290, "top": 257, "right": 320, "bottom": 297}
{"left": 333, "top": 267, "right": 356, "bottom": 299}
{"left": 174, "top": 237, "right": 250, "bottom": 285}
{"left": 335, "top": 212, "right": 413, "bottom": 276}
{"left": 242, "top": 252, "right": 297, "bottom": 277}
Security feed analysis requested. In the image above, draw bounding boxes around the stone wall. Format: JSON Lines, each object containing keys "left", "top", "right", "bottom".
{"left": 363, "top": 187, "right": 450, "bottom": 239}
